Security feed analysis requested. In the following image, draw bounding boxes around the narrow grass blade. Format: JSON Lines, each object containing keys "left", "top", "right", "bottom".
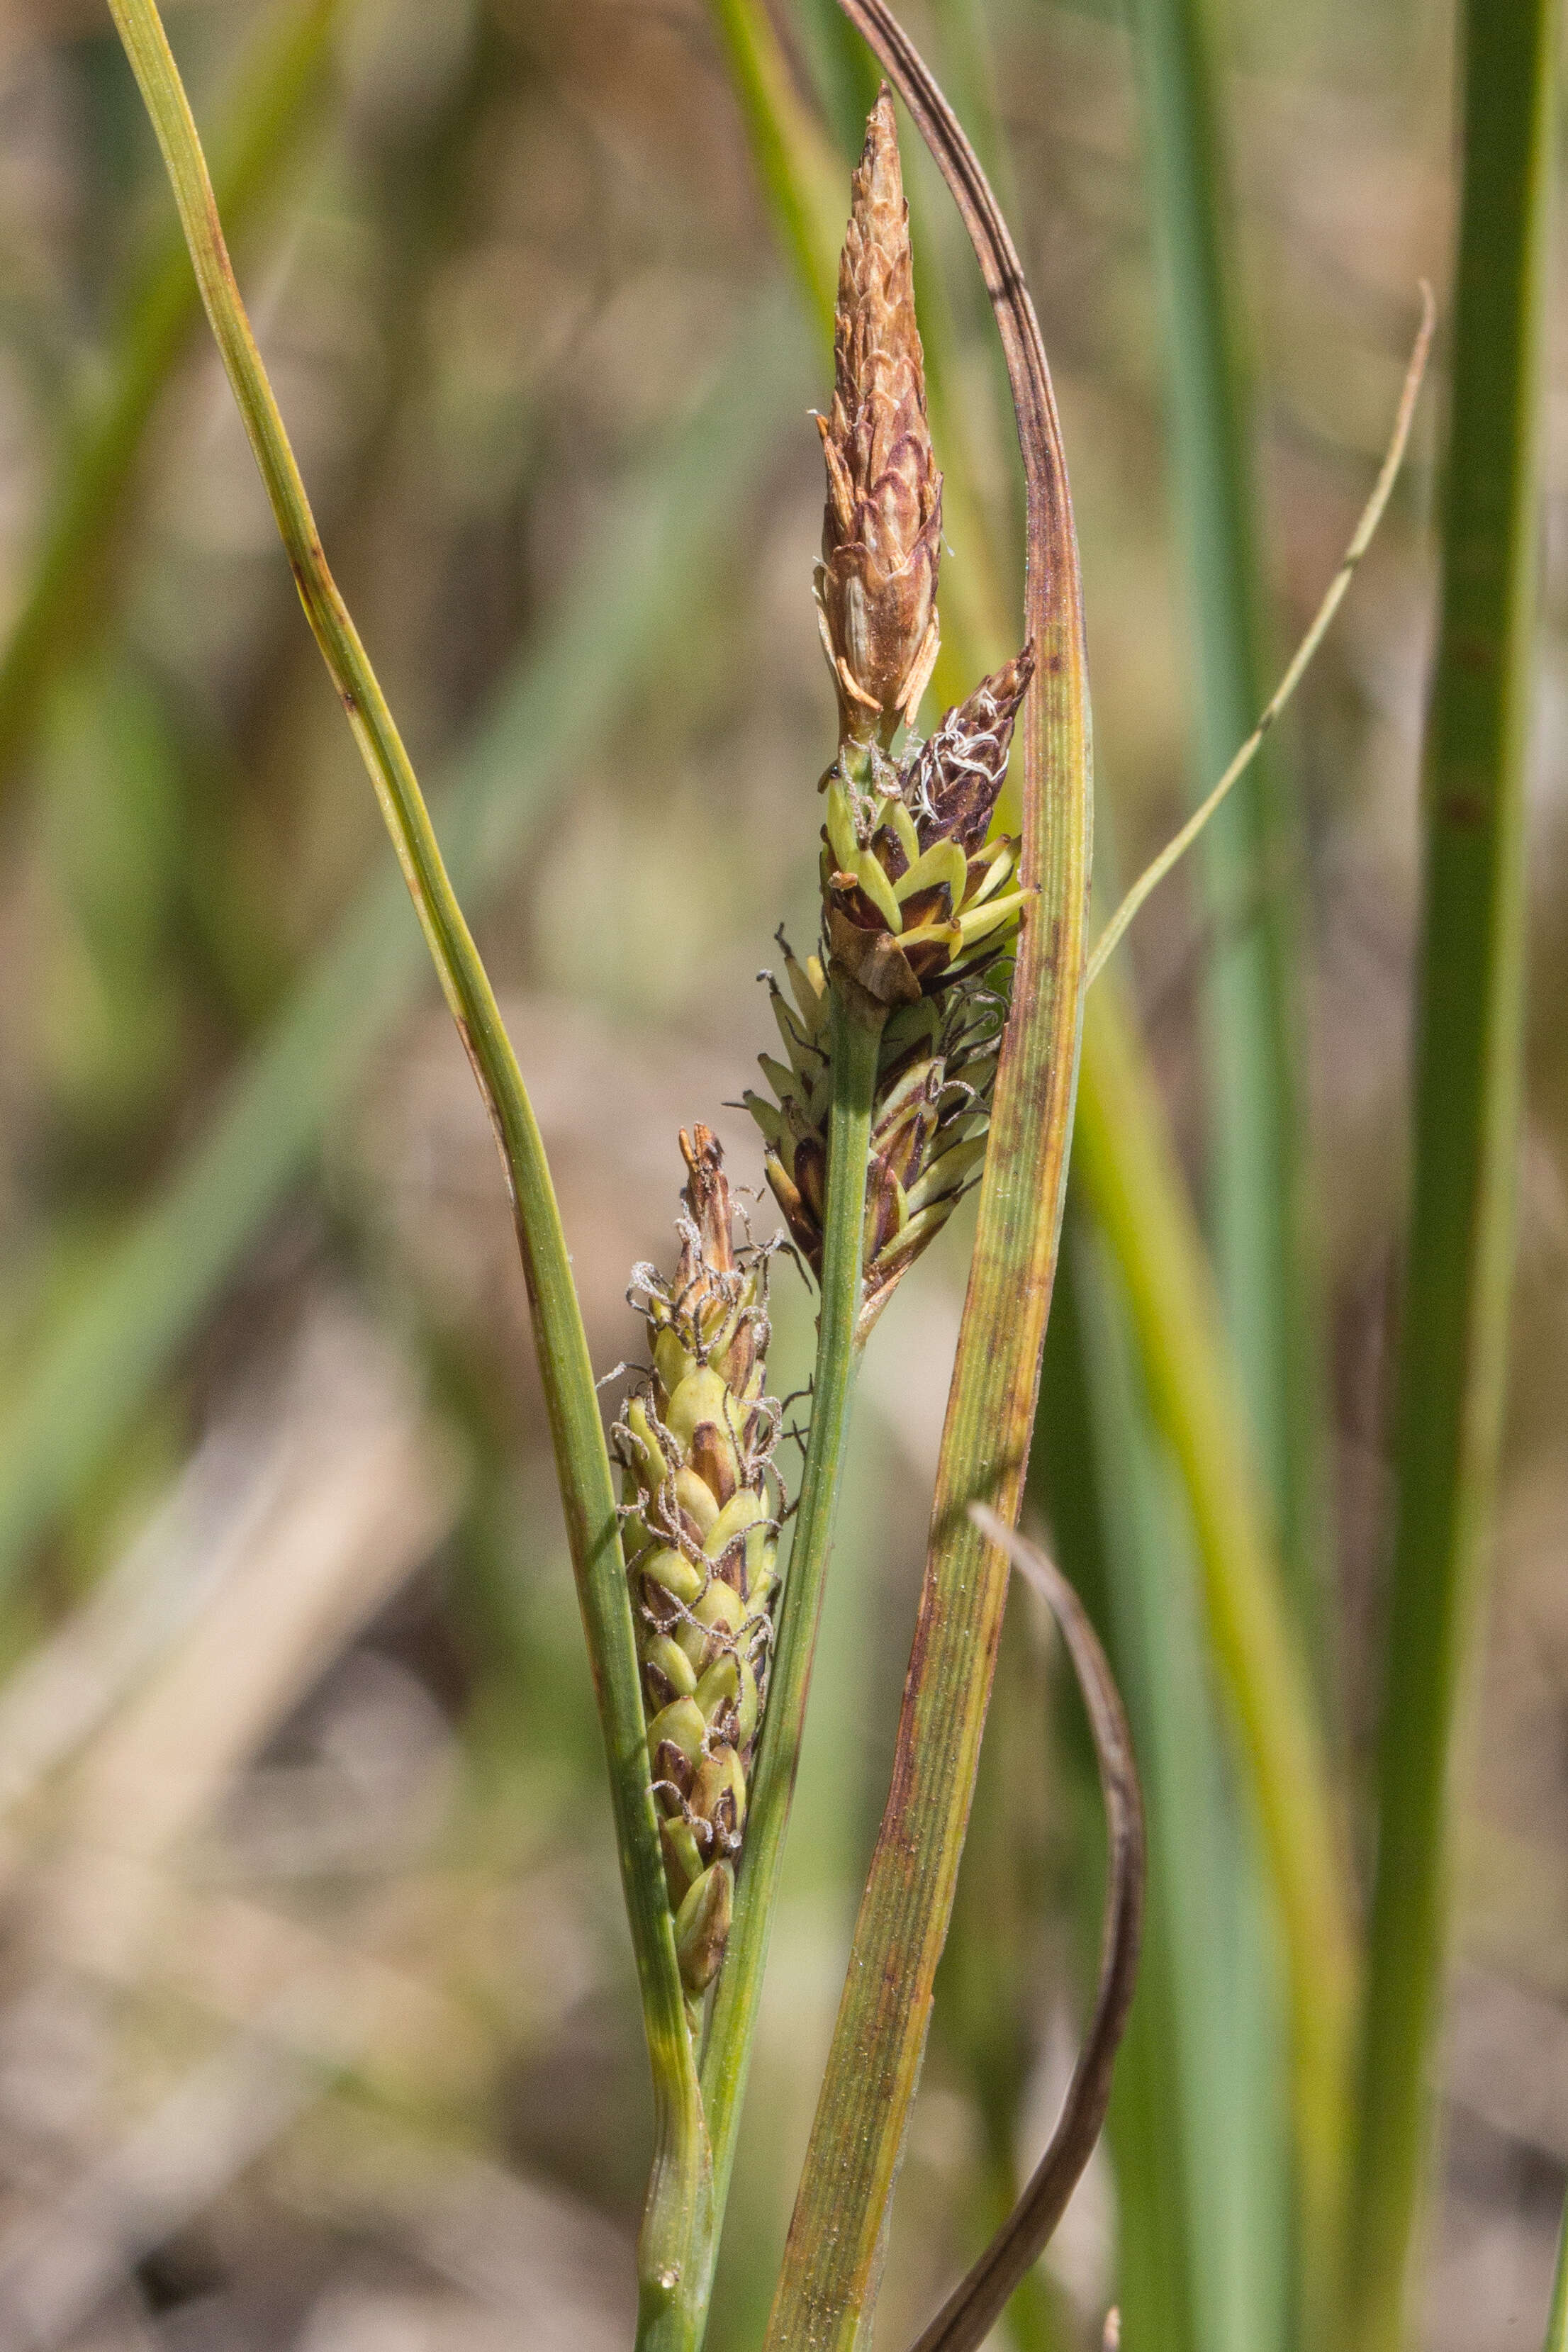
{"left": 1344, "top": 2, "right": 1556, "bottom": 2345}
{"left": 0, "top": 289, "right": 801, "bottom": 2330}
{"left": 0, "top": 0, "right": 340, "bottom": 793}
{"left": 1127, "top": 0, "right": 1317, "bottom": 1649}
{"left": 765, "top": 7, "right": 1092, "bottom": 2341}
{"left": 1087, "top": 292, "right": 1434, "bottom": 988}
{"left": 1073, "top": 970, "right": 1357, "bottom": 2302}
{"left": 1124, "top": 0, "right": 1335, "bottom": 2320}
{"left": 902, "top": 1508, "right": 1143, "bottom": 2352}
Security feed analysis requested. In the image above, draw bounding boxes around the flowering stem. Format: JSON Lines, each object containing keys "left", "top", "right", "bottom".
{"left": 686, "top": 987, "right": 883, "bottom": 2334}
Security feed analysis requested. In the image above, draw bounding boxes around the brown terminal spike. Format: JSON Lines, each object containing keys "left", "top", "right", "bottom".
{"left": 815, "top": 87, "right": 943, "bottom": 747}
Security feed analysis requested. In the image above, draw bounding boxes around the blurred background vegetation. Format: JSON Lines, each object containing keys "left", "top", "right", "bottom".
{"left": 0, "top": 0, "right": 1561, "bottom": 2346}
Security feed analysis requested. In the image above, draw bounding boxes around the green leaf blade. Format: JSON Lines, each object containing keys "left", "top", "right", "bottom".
{"left": 1345, "top": 1, "right": 1557, "bottom": 2343}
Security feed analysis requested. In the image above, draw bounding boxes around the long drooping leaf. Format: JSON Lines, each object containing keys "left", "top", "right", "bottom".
{"left": 765, "top": 11, "right": 1093, "bottom": 2342}
{"left": 1345, "top": 3, "right": 1556, "bottom": 2346}
{"left": 106, "top": 4, "right": 712, "bottom": 2324}
{"left": 0, "top": 0, "right": 340, "bottom": 793}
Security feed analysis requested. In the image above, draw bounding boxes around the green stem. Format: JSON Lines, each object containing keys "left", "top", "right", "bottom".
{"left": 101, "top": 0, "right": 708, "bottom": 2316}
{"left": 1344, "top": 0, "right": 1555, "bottom": 2343}
{"left": 1127, "top": 17, "right": 1319, "bottom": 2322}
{"left": 678, "top": 988, "right": 882, "bottom": 2346}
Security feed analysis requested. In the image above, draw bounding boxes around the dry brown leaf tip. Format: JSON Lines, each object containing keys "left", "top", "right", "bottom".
{"left": 815, "top": 87, "right": 943, "bottom": 747}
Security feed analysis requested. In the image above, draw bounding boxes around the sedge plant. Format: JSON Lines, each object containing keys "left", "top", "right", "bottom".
{"left": 101, "top": 10, "right": 1126, "bottom": 2342}
{"left": 66, "top": 0, "right": 1547, "bottom": 2346}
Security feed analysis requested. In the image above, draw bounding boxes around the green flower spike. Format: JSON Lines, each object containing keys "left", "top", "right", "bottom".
{"left": 612, "top": 1126, "right": 782, "bottom": 2027}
